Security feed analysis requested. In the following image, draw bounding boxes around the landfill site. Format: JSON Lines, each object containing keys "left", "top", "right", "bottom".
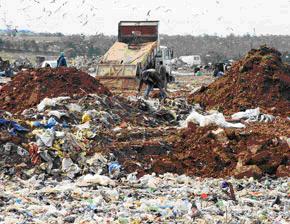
{"left": 0, "top": 1, "right": 290, "bottom": 224}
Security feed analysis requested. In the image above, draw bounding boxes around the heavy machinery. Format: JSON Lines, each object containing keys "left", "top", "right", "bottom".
{"left": 96, "top": 21, "right": 174, "bottom": 89}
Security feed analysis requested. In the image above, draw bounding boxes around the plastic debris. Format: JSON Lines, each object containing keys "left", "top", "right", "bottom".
{"left": 37, "top": 97, "right": 70, "bottom": 112}
{"left": 76, "top": 174, "right": 116, "bottom": 187}
{"left": 0, "top": 118, "right": 29, "bottom": 135}
{"left": 231, "top": 107, "right": 275, "bottom": 123}
{"left": 108, "top": 162, "right": 121, "bottom": 178}
{"left": 81, "top": 113, "right": 92, "bottom": 123}
{"left": 62, "top": 157, "right": 81, "bottom": 178}
{"left": 181, "top": 110, "right": 245, "bottom": 128}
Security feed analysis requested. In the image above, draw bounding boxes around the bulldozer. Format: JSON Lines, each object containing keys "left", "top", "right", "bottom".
{"left": 95, "top": 21, "right": 174, "bottom": 90}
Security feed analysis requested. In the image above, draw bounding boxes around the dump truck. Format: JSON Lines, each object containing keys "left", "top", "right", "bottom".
{"left": 96, "top": 21, "right": 174, "bottom": 89}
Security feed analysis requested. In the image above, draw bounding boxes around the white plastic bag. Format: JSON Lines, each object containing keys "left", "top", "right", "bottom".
{"left": 35, "top": 129, "right": 55, "bottom": 147}
{"left": 37, "top": 97, "right": 70, "bottom": 112}
{"left": 66, "top": 103, "right": 82, "bottom": 113}
{"left": 62, "top": 158, "right": 80, "bottom": 179}
{"left": 181, "top": 110, "right": 245, "bottom": 128}
{"left": 47, "top": 110, "right": 68, "bottom": 119}
{"left": 231, "top": 108, "right": 274, "bottom": 123}
{"left": 76, "top": 174, "right": 115, "bottom": 187}
{"left": 231, "top": 108, "right": 260, "bottom": 120}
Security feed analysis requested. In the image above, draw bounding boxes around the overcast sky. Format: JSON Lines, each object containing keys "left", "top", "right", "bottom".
{"left": 0, "top": 0, "right": 290, "bottom": 36}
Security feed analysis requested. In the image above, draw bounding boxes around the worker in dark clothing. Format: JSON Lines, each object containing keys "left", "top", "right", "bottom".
{"left": 57, "top": 52, "right": 67, "bottom": 67}
{"left": 158, "top": 61, "right": 167, "bottom": 91}
{"left": 137, "top": 69, "right": 167, "bottom": 100}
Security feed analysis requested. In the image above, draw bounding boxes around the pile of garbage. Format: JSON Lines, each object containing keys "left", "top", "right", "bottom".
{"left": 189, "top": 46, "right": 290, "bottom": 117}
{"left": 0, "top": 57, "right": 12, "bottom": 78}
{"left": 12, "top": 57, "right": 33, "bottom": 71}
{"left": 1, "top": 173, "right": 288, "bottom": 223}
{"left": 0, "top": 57, "right": 10, "bottom": 71}
{"left": 70, "top": 56, "right": 101, "bottom": 73}
{"left": 0, "top": 57, "right": 33, "bottom": 77}
{"left": 0, "top": 93, "right": 192, "bottom": 179}
{"left": 171, "top": 56, "right": 201, "bottom": 71}
{"left": 0, "top": 67, "right": 111, "bottom": 113}
{"left": 0, "top": 95, "right": 131, "bottom": 178}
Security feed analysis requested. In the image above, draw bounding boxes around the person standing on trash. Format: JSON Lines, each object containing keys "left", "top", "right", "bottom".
{"left": 57, "top": 52, "right": 67, "bottom": 67}
{"left": 158, "top": 61, "right": 168, "bottom": 91}
{"left": 137, "top": 68, "right": 167, "bottom": 100}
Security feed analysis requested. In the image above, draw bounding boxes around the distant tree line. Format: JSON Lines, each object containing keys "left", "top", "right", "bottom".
{"left": 161, "top": 34, "right": 290, "bottom": 63}
{"left": 0, "top": 33, "right": 290, "bottom": 63}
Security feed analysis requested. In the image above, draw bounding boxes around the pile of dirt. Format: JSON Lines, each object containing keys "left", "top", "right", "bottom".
{"left": 189, "top": 46, "right": 290, "bottom": 116}
{"left": 148, "top": 121, "right": 289, "bottom": 178}
{"left": 112, "top": 116, "right": 289, "bottom": 178}
{"left": 0, "top": 67, "right": 110, "bottom": 113}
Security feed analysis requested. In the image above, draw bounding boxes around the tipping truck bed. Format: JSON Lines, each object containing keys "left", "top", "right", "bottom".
{"left": 97, "top": 41, "right": 158, "bottom": 77}
{"left": 96, "top": 21, "right": 159, "bottom": 90}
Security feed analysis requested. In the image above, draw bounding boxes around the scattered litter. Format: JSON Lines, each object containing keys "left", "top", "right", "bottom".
{"left": 0, "top": 174, "right": 288, "bottom": 223}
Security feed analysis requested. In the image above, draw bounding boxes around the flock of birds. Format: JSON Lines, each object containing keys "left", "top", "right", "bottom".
{"left": 0, "top": 0, "right": 227, "bottom": 27}
{"left": 0, "top": 0, "right": 269, "bottom": 34}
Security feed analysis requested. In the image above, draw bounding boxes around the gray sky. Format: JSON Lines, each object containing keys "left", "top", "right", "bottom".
{"left": 1, "top": 0, "right": 290, "bottom": 36}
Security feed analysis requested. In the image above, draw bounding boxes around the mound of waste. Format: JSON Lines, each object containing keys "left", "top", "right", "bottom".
{"left": 0, "top": 67, "right": 110, "bottom": 113}
{"left": 189, "top": 46, "right": 290, "bottom": 116}
{"left": 0, "top": 94, "right": 190, "bottom": 179}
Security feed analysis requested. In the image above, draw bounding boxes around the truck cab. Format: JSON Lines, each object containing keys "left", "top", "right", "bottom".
{"left": 155, "top": 46, "right": 174, "bottom": 82}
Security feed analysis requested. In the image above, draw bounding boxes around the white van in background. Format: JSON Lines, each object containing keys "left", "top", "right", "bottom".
{"left": 179, "top": 55, "right": 201, "bottom": 67}
{"left": 41, "top": 60, "right": 57, "bottom": 68}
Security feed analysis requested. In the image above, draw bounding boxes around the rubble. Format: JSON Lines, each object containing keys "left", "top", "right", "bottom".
{"left": 0, "top": 57, "right": 33, "bottom": 76}
{"left": 189, "top": 46, "right": 290, "bottom": 117}
{"left": 0, "top": 57, "right": 13, "bottom": 78}
{"left": 12, "top": 57, "right": 33, "bottom": 71}
{"left": 0, "top": 57, "right": 10, "bottom": 71}
{"left": 70, "top": 56, "right": 101, "bottom": 73}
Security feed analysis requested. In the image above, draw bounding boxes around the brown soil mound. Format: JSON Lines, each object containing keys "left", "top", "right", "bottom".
{"left": 111, "top": 117, "right": 289, "bottom": 178}
{"left": 189, "top": 46, "right": 290, "bottom": 116}
{"left": 0, "top": 67, "right": 110, "bottom": 113}
{"left": 149, "top": 121, "right": 289, "bottom": 178}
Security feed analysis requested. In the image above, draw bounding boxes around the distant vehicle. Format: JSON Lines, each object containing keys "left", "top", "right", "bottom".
{"left": 96, "top": 20, "right": 174, "bottom": 89}
{"left": 36, "top": 56, "right": 46, "bottom": 67}
{"left": 41, "top": 60, "right": 57, "bottom": 68}
{"left": 179, "top": 55, "right": 201, "bottom": 67}
{"left": 155, "top": 45, "right": 174, "bottom": 82}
